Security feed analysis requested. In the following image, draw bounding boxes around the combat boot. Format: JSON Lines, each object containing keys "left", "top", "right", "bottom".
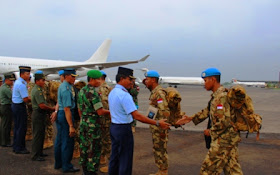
{"left": 99, "top": 166, "right": 108, "bottom": 173}
{"left": 100, "top": 155, "right": 106, "bottom": 165}
{"left": 149, "top": 169, "right": 168, "bottom": 175}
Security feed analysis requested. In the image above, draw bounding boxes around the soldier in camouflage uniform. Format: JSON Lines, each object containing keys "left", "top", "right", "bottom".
{"left": 78, "top": 70, "right": 110, "bottom": 175}
{"left": 129, "top": 78, "right": 139, "bottom": 133}
{"left": 98, "top": 71, "right": 112, "bottom": 173}
{"left": 176, "top": 68, "right": 243, "bottom": 175}
{"left": 26, "top": 77, "right": 33, "bottom": 141}
{"left": 73, "top": 80, "right": 86, "bottom": 158}
{"left": 143, "top": 70, "right": 170, "bottom": 175}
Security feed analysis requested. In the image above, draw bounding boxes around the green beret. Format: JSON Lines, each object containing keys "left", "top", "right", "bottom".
{"left": 87, "top": 70, "right": 102, "bottom": 79}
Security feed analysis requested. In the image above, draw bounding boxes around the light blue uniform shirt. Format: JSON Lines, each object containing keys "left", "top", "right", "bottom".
{"left": 12, "top": 77, "right": 28, "bottom": 103}
{"left": 108, "top": 84, "right": 137, "bottom": 124}
{"left": 58, "top": 81, "right": 75, "bottom": 110}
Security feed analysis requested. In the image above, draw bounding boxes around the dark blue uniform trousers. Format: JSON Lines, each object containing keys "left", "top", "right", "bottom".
{"left": 11, "top": 103, "right": 27, "bottom": 152}
{"left": 109, "top": 123, "right": 134, "bottom": 175}
{"left": 54, "top": 110, "right": 74, "bottom": 171}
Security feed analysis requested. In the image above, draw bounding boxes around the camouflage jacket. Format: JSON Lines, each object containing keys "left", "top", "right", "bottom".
{"left": 78, "top": 84, "right": 103, "bottom": 117}
{"left": 129, "top": 85, "right": 139, "bottom": 105}
{"left": 149, "top": 85, "right": 170, "bottom": 129}
{"left": 192, "top": 86, "right": 241, "bottom": 146}
{"left": 98, "top": 82, "right": 112, "bottom": 126}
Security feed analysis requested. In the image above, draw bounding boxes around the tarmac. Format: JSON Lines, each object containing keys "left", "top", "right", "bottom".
{"left": 0, "top": 85, "right": 280, "bottom": 175}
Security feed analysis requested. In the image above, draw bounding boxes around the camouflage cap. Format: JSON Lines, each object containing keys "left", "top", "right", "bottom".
{"left": 87, "top": 70, "right": 102, "bottom": 79}
{"left": 4, "top": 73, "right": 16, "bottom": 81}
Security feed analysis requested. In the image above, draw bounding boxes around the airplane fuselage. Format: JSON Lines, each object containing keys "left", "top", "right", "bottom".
{"left": 0, "top": 56, "right": 93, "bottom": 79}
{"left": 159, "top": 77, "right": 204, "bottom": 86}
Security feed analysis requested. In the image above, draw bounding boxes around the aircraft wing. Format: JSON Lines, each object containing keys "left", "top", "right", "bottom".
{"left": 36, "top": 55, "right": 150, "bottom": 75}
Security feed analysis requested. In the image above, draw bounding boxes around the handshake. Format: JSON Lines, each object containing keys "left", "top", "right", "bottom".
{"left": 176, "top": 115, "right": 193, "bottom": 126}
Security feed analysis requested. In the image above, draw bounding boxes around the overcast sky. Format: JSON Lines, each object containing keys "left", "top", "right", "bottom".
{"left": 0, "top": 0, "right": 279, "bottom": 82}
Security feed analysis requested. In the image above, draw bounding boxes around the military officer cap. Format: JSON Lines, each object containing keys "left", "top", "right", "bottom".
{"left": 64, "top": 68, "right": 78, "bottom": 77}
{"left": 4, "top": 73, "right": 16, "bottom": 81}
{"left": 145, "top": 70, "right": 160, "bottom": 78}
{"left": 34, "top": 70, "right": 45, "bottom": 80}
{"left": 58, "top": 70, "right": 64, "bottom": 76}
{"left": 19, "top": 66, "right": 31, "bottom": 73}
{"left": 201, "top": 67, "right": 221, "bottom": 78}
{"left": 117, "top": 67, "right": 135, "bottom": 79}
{"left": 87, "top": 70, "right": 102, "bottom": 79}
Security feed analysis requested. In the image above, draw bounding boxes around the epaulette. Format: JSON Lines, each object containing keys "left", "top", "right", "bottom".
{"left": 122, "top": 89, "right": 127, "bottom": 92}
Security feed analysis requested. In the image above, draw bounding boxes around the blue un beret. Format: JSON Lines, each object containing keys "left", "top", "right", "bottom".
{"left": 201, "top": 68, "right": 221, "bottom": 78}
{"left": 34, "top": 70, "right": 43, "bottom": 74}
{"left": 145, "top": 70, "right": 160, "bottom": 78}
{"left": 100, "top": 70, "right": 106, "bottom": 76}
{"left": 58, "top": 70, "right": 64, "bottom": 76}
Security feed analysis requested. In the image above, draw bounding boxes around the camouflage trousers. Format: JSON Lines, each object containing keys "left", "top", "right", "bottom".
{"left": 79, "top": 135, "right": 101, "bottom": 172}
{"left": 26, "top": 107, "right": 33, "bottom": 139}
{"left": 74, "top": 120, "right": 80, "bottom": 154}
{"left": 200, "top": 139, "right": 243, "bottom": 175}
{"left": 101, "top": 126, "right": 111, "bottom": 158}
{"left": 44, "top": 113, "right": 54, "bottom": 141}
{"left": 150, "top": 126, "right": 169, "bottom": 170}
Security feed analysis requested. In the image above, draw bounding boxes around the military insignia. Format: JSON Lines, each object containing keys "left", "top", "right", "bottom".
{"left": 157, "top": 98, "right": 163, "bottom": 103}
{"left": 202, "top": 72, "right": 206, "bottom": 77}
{"left": 217, "top": 104, "right": 223, "bottom": 109}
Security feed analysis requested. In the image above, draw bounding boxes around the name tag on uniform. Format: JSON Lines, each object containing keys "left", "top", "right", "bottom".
{"left": 146, "top": 105, "right": 158, "bottom": 120}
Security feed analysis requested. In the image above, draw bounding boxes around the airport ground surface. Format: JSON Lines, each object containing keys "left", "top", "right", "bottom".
{"left": 0, "top": 85, "right": 279, "bottom": 175}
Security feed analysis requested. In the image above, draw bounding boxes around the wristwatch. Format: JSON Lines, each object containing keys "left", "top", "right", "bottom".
{"left": 156, "top": 120, "right": 160, "bottom": 126}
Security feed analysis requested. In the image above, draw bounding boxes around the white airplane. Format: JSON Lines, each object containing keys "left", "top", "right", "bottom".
{"left": 141, "top": 68, "right": 204, "bottom": 88}
{"left": 231, "top": 78, "right": 266, "bottom": 88}
{"left": 0, "top": 39, "right": 149, "bottom": 80}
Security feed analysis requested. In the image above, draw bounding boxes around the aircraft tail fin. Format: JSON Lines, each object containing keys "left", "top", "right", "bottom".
{"left": 140, "top": 68, "right": 149, "bottom": 73}
{"left": 85, "top": 39, "right": 112, "bottom": 63}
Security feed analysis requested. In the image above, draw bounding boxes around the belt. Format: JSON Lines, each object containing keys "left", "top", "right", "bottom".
{"left": 12, "top": 102, "right": 25, "bottom": 105}
{"left": 111, "top": 123, "right": 132, "bottom": 125}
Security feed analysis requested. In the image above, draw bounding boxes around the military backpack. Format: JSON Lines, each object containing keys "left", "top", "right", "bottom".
{"left": 226, "top": 85, "right": 262, "bottom": 140}
{"left": 163, "top": 87, "right": 185, "bottom": 128}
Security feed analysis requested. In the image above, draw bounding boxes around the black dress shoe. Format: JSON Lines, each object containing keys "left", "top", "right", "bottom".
{"left": 15, "top": 150, "right": 30, "bottom": 154}
{"left": 40, "top": 153, "right": 48, "bottom": 157}
{"left": 1, "top": 144, "right": 12, "bottom": 147}
{"left": 32, "top": 157, "right": 45, "bottom": 161}
{"left": 63, "top": 167, "right": 80, "bottom": 173}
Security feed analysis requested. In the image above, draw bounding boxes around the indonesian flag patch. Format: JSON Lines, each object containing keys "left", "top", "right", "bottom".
{"left": 217, "top": 104, "right": 223, "bottom": 109}
{"left": 157, "top": 98, "right": 163, "bottom": 104}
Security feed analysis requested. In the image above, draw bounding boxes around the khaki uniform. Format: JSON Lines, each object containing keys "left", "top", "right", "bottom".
{"left": 31, "top": 84, "right": 47, "bottom": 160}
{"left": 149, "top": 85, "right": 170, "bottom": 171}
{"left": 0, "top": 83, "right": 13, "bottom": 146}
{"left": 192, "top": 86, "right": 243, "bottom": 175}
{"left": 98, "top": 82, "right": 112, "bottom": 159}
